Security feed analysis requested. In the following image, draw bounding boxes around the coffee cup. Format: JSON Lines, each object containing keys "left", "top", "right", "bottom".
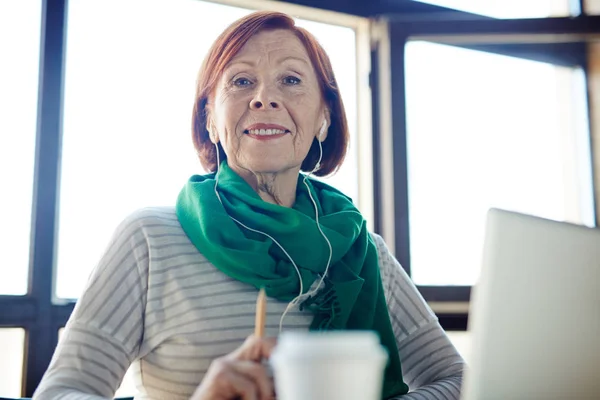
{"left": 270, "top": 331, "right": 388, "bottom": 400}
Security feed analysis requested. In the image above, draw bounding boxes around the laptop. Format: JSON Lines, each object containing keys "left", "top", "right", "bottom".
{"left": 461, "top": 208, "right": 600, "bottom": 400}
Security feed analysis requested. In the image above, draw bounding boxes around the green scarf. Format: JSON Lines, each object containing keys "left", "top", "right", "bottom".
{"left": 176, "top": 161, "right": 409, "bottom": 399}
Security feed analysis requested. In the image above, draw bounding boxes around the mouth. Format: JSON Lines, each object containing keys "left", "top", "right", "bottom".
{"left": 243, "top": 123, "right": 291, "bottom": 137}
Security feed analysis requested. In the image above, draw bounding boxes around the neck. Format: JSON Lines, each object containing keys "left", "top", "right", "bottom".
{"left": 228, "top": 164, "right": 300, "bottom": 207}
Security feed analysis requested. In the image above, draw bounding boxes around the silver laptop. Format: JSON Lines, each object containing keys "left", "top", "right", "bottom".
{"left": 461, "top": 208, "right": 600, "bottom": 400}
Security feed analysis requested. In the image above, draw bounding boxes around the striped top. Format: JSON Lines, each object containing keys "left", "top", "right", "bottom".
{"left": 33, "top": 207, "right": 464, "bottom": 400}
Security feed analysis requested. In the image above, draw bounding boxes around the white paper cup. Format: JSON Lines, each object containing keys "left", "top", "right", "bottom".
{"left": 270, "top": 331, "right": 388, "bottom": 400}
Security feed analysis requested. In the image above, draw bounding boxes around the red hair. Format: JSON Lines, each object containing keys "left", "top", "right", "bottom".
{"left": 191, "top": 11, "right": 349, "bottom": 176}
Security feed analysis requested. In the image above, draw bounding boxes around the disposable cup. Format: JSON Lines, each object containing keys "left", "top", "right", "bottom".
{"left": 270, "top": 331, "right": 388, "bottom": 400}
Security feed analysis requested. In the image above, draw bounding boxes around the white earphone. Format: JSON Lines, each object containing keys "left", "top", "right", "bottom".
{"left": 314, "top": 120, "right": 327, "bottom": 171}
{"left": 212, "top": 119, "right": 333, "bottom": 332}
{"left": 318, "top": 119, "right": 327, "bottom": 140}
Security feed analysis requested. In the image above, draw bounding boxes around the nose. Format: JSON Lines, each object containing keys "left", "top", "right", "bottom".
{"left": 249, "top": 85, "right": 280, "bottom": 110}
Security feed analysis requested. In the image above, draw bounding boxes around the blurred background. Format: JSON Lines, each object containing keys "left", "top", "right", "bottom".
{"left": 1, "top": 0, "right": 599, "bottom": 396}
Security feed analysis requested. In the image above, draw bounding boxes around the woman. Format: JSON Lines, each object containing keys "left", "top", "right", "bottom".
{"left": 34, "top": 11, "right": 464, "bottom": 400}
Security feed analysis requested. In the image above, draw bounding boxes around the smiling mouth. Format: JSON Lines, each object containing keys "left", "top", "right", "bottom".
{"left": 243, "top": 128, "right": 290, "bottom": 136}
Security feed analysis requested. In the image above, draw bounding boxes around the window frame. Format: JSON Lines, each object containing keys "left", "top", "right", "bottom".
{"left": 2, "top": 0, "right": 600, "bottom": 396}
{"left": 370, "top": 10, "right": 600, "bottom": 322}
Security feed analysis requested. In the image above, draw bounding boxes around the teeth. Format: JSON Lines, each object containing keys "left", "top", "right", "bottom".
{"left": 247, "top": 129, "right": 286, "bottom": 135}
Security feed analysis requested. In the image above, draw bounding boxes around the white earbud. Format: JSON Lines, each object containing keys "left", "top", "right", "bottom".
{"left": 312, "top": 120, "right": 327, "bottom": 171}
{"left": 318, "top": 120, "right": 327, "bottom": 141}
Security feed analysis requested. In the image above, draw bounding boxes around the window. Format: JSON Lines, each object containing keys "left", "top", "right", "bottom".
{"left": 56, "top": 0, "right": 361, "bottom": 299}
{"left": 0, "top": 328, "right": 26, "bottom": 398}
{"left": 586, "top": 0, "right": 600, "bottom": 13}
{"left": 414, "top": 0, "right": 573, "bottom": 17}
{"left": 404, "top": 41, "right": 595, "bottom": 286}
{"left": 3, "top": 0, "right": 599, "bottom": 396}
{"left": 0, "top": 0, "right": 42, "bottom": 295}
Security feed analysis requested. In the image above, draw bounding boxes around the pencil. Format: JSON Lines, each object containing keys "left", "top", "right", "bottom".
{"left": 255, "top": 287, "right": 266, "bottom": 338}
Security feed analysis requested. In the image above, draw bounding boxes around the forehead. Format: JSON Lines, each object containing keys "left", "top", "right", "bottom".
{"left": 231, "top": 29, "right": 310, "bottom": 63}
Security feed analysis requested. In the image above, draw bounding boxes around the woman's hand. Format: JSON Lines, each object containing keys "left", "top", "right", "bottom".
{"left": 191, "top": 335, "right": 277, "bottom": 400}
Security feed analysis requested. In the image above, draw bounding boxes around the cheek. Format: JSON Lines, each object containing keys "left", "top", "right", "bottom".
{"left": 287, "top": 96, "right": 322, "bottom": 140}
{"left": 215, "top": 89, "right": 248, "bottom": 123}
{"left": 215, "top": 97, "right": 248, "bottom": 142}
{"left": 285, "top": 85, "right": 322, "bottom": 118}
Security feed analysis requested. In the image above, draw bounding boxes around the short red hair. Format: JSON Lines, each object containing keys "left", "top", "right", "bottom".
{"left": 191, "top": 11, "right": 349, "bottom": 176}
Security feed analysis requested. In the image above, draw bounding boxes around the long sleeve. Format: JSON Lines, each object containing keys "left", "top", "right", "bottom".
{"left": 33, "top": 211, "right": 150, "bottom": 399}
{"left": 373, "top": 234, "right": 465, "bottom": 399}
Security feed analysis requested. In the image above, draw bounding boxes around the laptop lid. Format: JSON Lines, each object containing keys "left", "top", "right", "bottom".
{"left": 461, "top": 208, "right": 600, "bottom": 400}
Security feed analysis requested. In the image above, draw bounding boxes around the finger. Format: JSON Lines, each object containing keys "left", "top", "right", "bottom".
{"left": 232, "top": 335, "right": 278, "bottom": 361}
{"left": 230, "top": 360, "right": 275, "bottom": 400}
{"left": 221, "top": 368, "right": 259, "bottom": 400}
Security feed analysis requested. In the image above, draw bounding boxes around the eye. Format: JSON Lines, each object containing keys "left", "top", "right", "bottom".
{"left": 283, "top": 76, "right": 302, "bottom": 85}
{"left": 233, "top": 77, "right": 253, "bottom": 87}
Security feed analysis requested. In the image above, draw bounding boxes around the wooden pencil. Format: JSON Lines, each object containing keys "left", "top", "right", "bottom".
{"left": 254, "top": 287, "right": 266, "bottom": 338}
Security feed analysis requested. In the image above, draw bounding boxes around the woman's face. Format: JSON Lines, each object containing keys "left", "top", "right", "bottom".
{"left": 209, "top": 29, "right": 328, "bottom": 176}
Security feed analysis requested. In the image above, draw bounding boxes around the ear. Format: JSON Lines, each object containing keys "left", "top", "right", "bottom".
{"left": 206, "top": 119, "right": 219, "bottom": 144}
{"left": 204, "top": 99, "right": 219, "bottom": 144}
